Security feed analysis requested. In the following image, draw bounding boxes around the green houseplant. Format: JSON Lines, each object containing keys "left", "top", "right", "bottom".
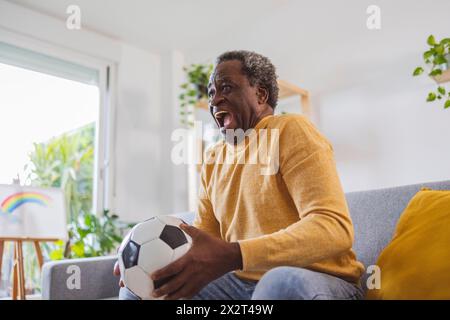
{"left": 49, "top": 209, "right": 130, "bottom": 260}
{"left": 26, "top": 123, "right": 128, "bottom": 260}
{"left": 413, "top": 35, "right": 450, "bottom": 109}
{"left": 13, "top": 122, "right": 128, "bottom": 295}
{"left": 179, "top": 63, "right": 213, "bottom": 127}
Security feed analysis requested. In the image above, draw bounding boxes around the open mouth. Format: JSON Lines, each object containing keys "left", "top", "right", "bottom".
{"left": 214, "top": 110, "right": 233, "bottom": 129}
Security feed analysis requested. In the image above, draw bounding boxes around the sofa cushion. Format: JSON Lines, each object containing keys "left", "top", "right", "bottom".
{"left": 346, "top": 180, "right": 450, "bottom": 291}
{"left": 366, "top": 188, "right": 450, "bottom": 299}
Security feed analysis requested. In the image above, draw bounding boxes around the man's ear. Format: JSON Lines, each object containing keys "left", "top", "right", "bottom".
{"left": 256, "top": 86, "right": 269, "bottom": 105}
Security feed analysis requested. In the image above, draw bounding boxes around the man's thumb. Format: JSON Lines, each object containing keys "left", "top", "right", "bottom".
{"left": 180, "top": 223, "right": 199, "bottom": 238}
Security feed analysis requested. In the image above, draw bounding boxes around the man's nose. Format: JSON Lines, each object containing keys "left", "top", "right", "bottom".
{"left": 209, "top": 92, "right": 224, "bottom": 108}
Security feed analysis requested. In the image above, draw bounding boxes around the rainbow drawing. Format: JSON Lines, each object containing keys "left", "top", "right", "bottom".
{"left": 0, "top": 191, "right": 51, "bottom": 214}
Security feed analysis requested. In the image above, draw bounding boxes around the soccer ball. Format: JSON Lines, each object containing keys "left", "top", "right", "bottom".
{"left": 118, "top": 215, "right": 192, "bottom": 299}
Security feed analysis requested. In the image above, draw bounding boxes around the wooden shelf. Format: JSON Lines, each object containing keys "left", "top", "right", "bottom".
{"left": 277, "top": 79, "right": 309, "bottom": 99}
{"left": 195, "top": 99, "right": 208, "bottom": 110}
{"left": 195, "top": 79, "right": 311, "bottom": 117}
{"left": 277, "top": 79, "right": 310, "bottom": 117}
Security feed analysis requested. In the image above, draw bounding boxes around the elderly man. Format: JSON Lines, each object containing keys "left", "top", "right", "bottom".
{"left": 116, "top": 50, "right": 365, "bottom": 300}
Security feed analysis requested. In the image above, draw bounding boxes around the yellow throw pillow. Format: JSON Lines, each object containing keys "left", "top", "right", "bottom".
{"left": 366, "top": 188, "right": 450, "bottom": 300}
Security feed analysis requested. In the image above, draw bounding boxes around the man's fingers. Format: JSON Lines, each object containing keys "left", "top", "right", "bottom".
{"left": 113, "top": 261, "right": 120, "bottom": 276}
{"left": 152, "top": 268, "right": 190, "bottom": 298}
{"left": 152, "top": 256, "right": 186, "bottom": 281}
{"left": 114, "top": 261, "right": 124, "bottom": 288}
{"left": 179, "top": 223, "right": 200, "bottom": 239}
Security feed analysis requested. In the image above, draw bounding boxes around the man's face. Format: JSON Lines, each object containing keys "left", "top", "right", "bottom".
{"left": 207, "top": 60, "right": 262, "bottom": 135}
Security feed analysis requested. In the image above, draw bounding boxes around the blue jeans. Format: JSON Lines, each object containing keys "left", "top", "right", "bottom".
{"left": 119, "top": 267, "right": 364, "bottom": 300}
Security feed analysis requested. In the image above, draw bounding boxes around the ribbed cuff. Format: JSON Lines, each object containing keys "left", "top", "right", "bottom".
{"left": 237, "top": 236, "right": 271, "bottom": 271}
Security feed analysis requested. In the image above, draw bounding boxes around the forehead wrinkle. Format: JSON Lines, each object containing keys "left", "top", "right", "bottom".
{"left": 208, "top": 62, "right": 245, "bottom": 88}
{"left": 210, "top": 72, "right": 240, "bottom": 85}
{"left": 208, "top": 73, "right": 233, "bottom": 88}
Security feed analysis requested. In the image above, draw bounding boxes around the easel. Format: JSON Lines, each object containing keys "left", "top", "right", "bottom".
{"left": 0, "top": 237, "right": 58, "bottom": 300}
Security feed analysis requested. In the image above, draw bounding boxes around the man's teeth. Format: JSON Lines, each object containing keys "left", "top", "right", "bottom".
{"left": 215, "top": 111, "right": 228, "bottom": 118}
{"left": 215, "top": 111, "right": 229, "bottom": 127}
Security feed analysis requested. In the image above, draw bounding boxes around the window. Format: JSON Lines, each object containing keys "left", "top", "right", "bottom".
{"left": 0, "top": 41, "right": 113, "bottom": 298}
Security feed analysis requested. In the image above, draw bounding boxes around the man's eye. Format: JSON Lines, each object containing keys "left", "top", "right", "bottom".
{"left": 222, "top": 85, "right": 231, "bottom": 93}
{"left": 208, "top": 90, "right": 215, "bottom": 98}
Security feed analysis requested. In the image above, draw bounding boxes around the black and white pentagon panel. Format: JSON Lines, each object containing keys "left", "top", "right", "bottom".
{"left": 155, "top": 215, "right": 193, "bottom": 262}
{"left": 122, "top": 240, "right": 140, "bottom": 269}
{"left": 160, "top": 225, "right": 188, "bottom": 249}
{"left": 117, "top": 231, "right": 131, "bottom": 274}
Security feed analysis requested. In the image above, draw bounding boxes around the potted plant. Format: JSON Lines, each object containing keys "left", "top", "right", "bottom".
{"left": 179, "top": 63, "right": 213, "bottom": 128}
{"left": 413, "top": 35, "right": 450, "bottom": 109}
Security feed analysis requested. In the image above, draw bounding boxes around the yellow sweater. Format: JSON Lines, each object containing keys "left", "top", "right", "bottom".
{"left": 193, "top": 114, "right": 365, "bottom": 284}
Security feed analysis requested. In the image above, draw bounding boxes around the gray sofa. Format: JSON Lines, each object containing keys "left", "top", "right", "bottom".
{"left": 41, "top": 179, "right": 450, "bottom": 300}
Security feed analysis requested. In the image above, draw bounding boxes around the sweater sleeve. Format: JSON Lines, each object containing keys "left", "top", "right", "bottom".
{"left": 237, "top": 116, "right": 355, "bottom": 271}
{"left": 192, "top": 163, "right": 221, "bottom": 238}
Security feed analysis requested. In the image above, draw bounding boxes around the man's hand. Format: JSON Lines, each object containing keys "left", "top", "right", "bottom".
{"left": 113, "top": 261, "right": 125, "bottom": 288}
{"left": 151, "top": 223, "right": 243, "bottom": 300}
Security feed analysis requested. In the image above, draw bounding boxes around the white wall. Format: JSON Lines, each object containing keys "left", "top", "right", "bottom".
{"left": 159, "top": 51, "right": 190, "bottom": 214}
{"left": 184, "top": 0, "right": 450, "bottom": 192}
{"left": 319, "top": 60, "right": 450, "bottom": 192}
{"left": 113, "top": 44, "right": 163, "bottom": 222}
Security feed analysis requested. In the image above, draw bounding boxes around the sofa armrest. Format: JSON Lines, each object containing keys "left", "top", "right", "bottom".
{"left": 41, "top": 212, "right": 195, "bottom": 300}
{"left": 41, "top": 256, "right": 120, "bottom": 300}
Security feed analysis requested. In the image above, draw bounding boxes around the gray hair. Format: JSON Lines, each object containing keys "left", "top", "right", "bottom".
{"left": 216, "top": 50, "right": 279, "bottom": 109}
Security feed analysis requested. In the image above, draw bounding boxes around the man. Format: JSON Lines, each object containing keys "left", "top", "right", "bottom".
{"left": 115, "top": 50, "right": 365, "bottom": 300}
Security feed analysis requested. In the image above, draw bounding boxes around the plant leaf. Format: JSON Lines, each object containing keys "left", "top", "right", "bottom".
{"left": 427, "top": 35, "right": 436, "bottom": 46}
{"left": 49, "top": 249, "right": 64, "bottom": 260}
{"left": 440, "top": 38, "right": 450, "bottom": 45}
{"left": 72, "top": 241, "right": 85, "bottom": 257}
{"left": 445, "top": 100, "right": 450, "bottom": 109}
{"left": 435, "top": 45, "right": 445, "bottom": 55}
{"left": 429, "top": 69, "right": 443, "bottom": 76}
{"left": 438, "top": 86, "right": 446, "bottom": 95}
{"left": 423, "top": 50, "right": 434, "bottom": 60}
{"left": 426, "top": 92, "right": 436, "bottom": 102}
{"left": 434, "top": 55, "right": 447, "bottom": 65}
{"left": 413, "top": 67, "right": 424, "bottom": 76}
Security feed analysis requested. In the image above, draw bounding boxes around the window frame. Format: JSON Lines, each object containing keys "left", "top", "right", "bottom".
{"left": 0, "top": 29, "right": 116, "bottom": 215}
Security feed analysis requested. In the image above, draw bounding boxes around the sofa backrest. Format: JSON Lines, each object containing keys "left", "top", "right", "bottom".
{"left": 346, "top": 179, "right": 450, "bottom": 290}
{"left": 174, "top": 180, "right": 450, "bottom": 291}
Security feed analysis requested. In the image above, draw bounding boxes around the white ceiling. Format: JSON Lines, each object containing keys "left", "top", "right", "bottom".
{"left": 8, "top": 0, "right": 286, "bottom": 52}
{"left": 8, "top": 0, "right": 450, "bottom": 94}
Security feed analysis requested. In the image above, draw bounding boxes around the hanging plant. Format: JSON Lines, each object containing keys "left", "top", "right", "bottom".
{"left": 413, "top": 35, "right": 450, "bottom": 109}
{"left": 179, "top": 63, "right": 213, "bottom": 128}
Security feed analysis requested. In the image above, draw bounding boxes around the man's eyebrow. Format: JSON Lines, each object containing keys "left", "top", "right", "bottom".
{"left": 217, "top": 76, "right": 234, "bottom": 82}
{"left": 208, "top": 76, "right": 236, "bottom": 89}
